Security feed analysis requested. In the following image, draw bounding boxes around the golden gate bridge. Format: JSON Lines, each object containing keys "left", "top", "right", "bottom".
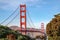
{"left": 0, "top": 4, "right": 46, "bottom": 38}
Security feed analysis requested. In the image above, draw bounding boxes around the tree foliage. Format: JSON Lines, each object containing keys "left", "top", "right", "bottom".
{"left": 0, "top": 25, "right": 34, "bottom": 40}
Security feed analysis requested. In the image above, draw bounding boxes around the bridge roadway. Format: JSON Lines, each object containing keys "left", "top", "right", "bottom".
{"left": 20, "top": 29, "right": 46, "bottom": 34}
{"left": 19, "top": 29, "right": 46, "bottom": 39}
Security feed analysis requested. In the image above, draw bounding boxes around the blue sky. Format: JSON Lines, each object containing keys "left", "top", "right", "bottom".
{"left": 0, "top": 0, "right": 60, "bottom": 29}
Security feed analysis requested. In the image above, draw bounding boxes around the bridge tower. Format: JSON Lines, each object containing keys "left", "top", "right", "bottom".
{"left": 20, "top": 4, "right": 26, "bottom": 35}
{"left": 41, "top": 23, "right": 44, "bottom": 33}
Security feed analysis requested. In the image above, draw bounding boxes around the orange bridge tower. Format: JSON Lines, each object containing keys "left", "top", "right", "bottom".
{"left": 20, "top": 4, "right": 26, "bottom": 35}
{"left": 41, "top": 23, "right": 44, "bottom": 33}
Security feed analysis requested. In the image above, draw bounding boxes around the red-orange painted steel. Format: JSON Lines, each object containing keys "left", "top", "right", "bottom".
{"left": 20, "top": 4, "right": 26, "bottom": 35}
{"left": 41, "top": 23, "right": 44, "bottom": 33}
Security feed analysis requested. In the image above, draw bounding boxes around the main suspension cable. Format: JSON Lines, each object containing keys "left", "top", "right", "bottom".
{"left": 0, "top": 6, "right": 19, "bottom": 24}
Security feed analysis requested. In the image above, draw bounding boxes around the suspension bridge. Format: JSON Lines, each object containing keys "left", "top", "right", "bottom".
{"left": 0, "top": 4, "right": 46, "bottom": 38}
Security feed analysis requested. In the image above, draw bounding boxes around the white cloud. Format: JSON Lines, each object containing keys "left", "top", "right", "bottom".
{"left": 0, "top": 0, "right": 41, "bottom": 11}
{"left": 0, "top": 0, "right": 47, "bottom": 10}
{"left": 20, "top": 0, "right": 39, "bottom": 3}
